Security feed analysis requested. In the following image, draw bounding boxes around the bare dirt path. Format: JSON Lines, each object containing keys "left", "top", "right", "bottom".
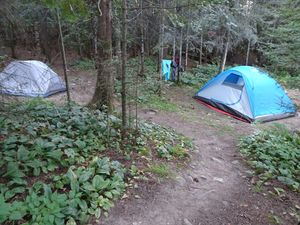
{"left": 98, "top": 86, "right": 300, "bottom": 225}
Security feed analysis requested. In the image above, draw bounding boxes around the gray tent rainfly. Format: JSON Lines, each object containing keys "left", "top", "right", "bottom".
{"left": 0, "top": 60, "right": 66, "bottom": 97}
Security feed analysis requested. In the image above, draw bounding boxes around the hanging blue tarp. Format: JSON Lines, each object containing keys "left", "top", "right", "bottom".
{"left": 162, "top": 59, "right": 171, "bottom": 81}
{"left": 194, "top": 66, "right": 296, "bottom": 122}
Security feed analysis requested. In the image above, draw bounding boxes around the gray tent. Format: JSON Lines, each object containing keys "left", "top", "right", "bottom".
{"left": 0, "top": 60, "right": 66, "bottom": 97}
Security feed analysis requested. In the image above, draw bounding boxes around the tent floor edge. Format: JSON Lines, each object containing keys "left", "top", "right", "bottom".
{"left": 193, "top": 96, "right": 252, "bottom": 123}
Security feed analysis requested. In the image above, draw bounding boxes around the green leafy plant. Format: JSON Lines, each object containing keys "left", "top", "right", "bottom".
{"left": 70, "top": 58, "right": 95, "bottom": 70}
{"left": 146, "top": 163, "right": 172, "bottom": 178}
{"left": 142, "top": 95, "right": 178, "bottom": 112}
{"left": 181, "top": 64, "right": 219, "bottom": 87}
{"left": 239, "top": 124, "right": 300, "bottom": 191}
{"left": 0, "top": 99, "right": 191, "bottom": 224}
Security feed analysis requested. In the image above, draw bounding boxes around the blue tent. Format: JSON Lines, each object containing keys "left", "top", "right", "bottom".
{"left": 194, "top": 66, "right": 296, "bottom": 122}
{"left": 162, "top": 59, "right": 171, "bottom": 81}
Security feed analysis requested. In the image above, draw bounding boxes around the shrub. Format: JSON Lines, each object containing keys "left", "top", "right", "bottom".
{"left": 70, "top": 58, "right": 95, "bottom": 70}
{"left": 181, "top": 64, "right": 219, "bottom": 87}
{"left": 239, "top": 124, "right": 300, "bottom": 191}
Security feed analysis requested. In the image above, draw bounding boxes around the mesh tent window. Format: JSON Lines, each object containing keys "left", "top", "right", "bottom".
{"left": 222, "top": 73, "right": 244, "bottom": 90}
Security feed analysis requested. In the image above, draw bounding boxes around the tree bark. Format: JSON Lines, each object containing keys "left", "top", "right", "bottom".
{"left": 220, "top": 40, "right": 229, "bottom": 73}
{"left": 159, "top": 0, "right": 165, "bottom": 78}
{"left": 145, "top": 21, "right": 150, "bottom": 56}
{"left": 56, "top": 9, "right": 71, "bottom": 103}
{"left": 177, "top": 27, "right": 183, "bottom": 84}
{"left": 9, "top": 23, "right": 17, "bottom": 58}
{"left": 90, "top": 0, "right": 113, "bottom": 111}
{"left": 121, "top": 0, "right": 127, "bottom": 129}
{"left": 40, "top": 10, "right": 52, "bottom": 62}
{"left": 76, "top": 30, "right": 83, "bottom": 58}
{"left": 34, "top": 22, "right": 41, "bottom": 56}
{"left": 92, "top": 16, "right": 98, "bottom": 58}
{"left": 185, "top": 0, "right": 191, "bottom": 70}
{"left": 199, "top": 32, "right": 203, "bottom": 65}
{"left": 172, "top": 36, "right": 176, "bottom": 60}
{"left": 139, "top": 0, "right": 145, "bottom": 77}
{"left": 185, "top": 37, "right": 189, "bottom": 70}
{"left": 246, "top": 39, "right": 250, "bottom": 65}
{"left": 116, "top": 35, "right": 122, "bottom": 80}
{"left": 172, "top": 2, "right": 177, "bottom": 61}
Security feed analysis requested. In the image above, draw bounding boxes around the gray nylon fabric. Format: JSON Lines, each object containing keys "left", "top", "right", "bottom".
{"left": 196, "top": 73, "right": 253, "bottom": 119}
{"left": 0, "top": 60, "right": 66, "bottom": 97}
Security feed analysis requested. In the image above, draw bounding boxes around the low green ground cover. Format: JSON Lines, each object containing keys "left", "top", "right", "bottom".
{"left": 0, "top": 99, "right": 191, "bottom": 224}
{"left": 180, "top": 64, "right": 219, "bottom": 88}
{"left": 239, "top": 125, "right": 300, "bottom": 191}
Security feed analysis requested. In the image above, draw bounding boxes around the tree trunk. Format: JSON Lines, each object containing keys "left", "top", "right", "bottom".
{"left": 172, "top": 36, "right": 176, "bottom": 60}
{"left": 9, "top": 23, "right": 17, "bottom": 58}
{"left": 185, "top": 1, "right": 191, "bottom": 70}
{"left": 139, "top": 0, "right": 145, "bottom": 76}
{"left": 219, "top": 39, "right": 229, "bottom": 73}
{"left": 116, "top": 36, "right": 122, "bottom": 80}
{"left": 145, "top": 21, "right": 150, "bottom": 56}
{"left": 159, "top": 0, "right": 165, "bottom": 79}
{"left": 56, "top": 9, "right": 71, "bottom": 103}
{"left": 76, "top": 32, "right": 83, "bottom": 58}
{"left": 199, "top": 33, "right": 203, "bottom": 65}
{"left": 92, "top": 16, "right": 98, "bottom": 58}
{"left": 177, "top": 27, "right": 183, "bottom": 84}
{"left": 40, "top": 10, "right": 52, "bottom": 62}
{"left": 185, "top": 40, "right": 189, "bottom": 70}
{"left": 34, "top": 22, "right": 41, "bottom": 56}
{"left": 121, "top": 0, "right": 127, "bottom": 129}
{"left": 140, "top": 32, "right": 145, "bottom": 76}
{"left": 172, "top": 2, "right": 177, "bottom": 61}
{"left": 90, "top": 0, "right": 113, "bottom": 111}
{"left": 245, "top": 39, "right": 250, "bottom": 65}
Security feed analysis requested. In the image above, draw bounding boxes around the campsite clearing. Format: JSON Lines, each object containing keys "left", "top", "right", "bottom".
{"left": 48, "top": 73, "right": 300, "bottom": 225}
{"left": 96, "top": 85, "right": 300, "bottom": 225}
{"left": 2, "top": 62, "right": 299, "bottom": 224}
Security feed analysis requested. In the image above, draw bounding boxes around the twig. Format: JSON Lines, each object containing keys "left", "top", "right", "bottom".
{"left": 97, "top": 0, "right": 102, "bottom": 16}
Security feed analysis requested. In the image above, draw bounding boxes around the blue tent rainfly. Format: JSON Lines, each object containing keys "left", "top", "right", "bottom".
{"left": 194, "top": 66, "right": 297, "bottom": 122}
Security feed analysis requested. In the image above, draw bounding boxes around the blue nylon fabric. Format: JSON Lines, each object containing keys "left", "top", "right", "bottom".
{"left": 195, "top": 66, "right": 296, "bottom": 119}
{"left": 162, "top": 60, "right": 172, "bottom": 81}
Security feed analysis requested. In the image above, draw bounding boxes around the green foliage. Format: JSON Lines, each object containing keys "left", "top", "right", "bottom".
{"left": 286, "top": 76, "right": 300, "bottom": 90}
{"left": 42, "top": 0, "right": 88, "bottom": 21}
{"left": 271, "top": 71, "right": 300, "bottom": 90}
{"left": 261, "top": 1, "right": 300, "bottom": 75}
{"left": 70, "top": 58, "right": 95, "bottom": 70}
{"left": 146, "top": 164, "right": 172, "bottom": 178}
{"left": 138, "top": 122, "right": 192, "bottom": 160}
{"left": 142, "top": 95, "right": 178, "bottom": 112}
{"left": 0, "top": 99, "right": 191, "bottom": 224}
{"left": 181, "top": 64, "right": 219, "bottom": 87}
{"left": 239, "top": 124, "right": 300, "bottom": 191}
{"left": 169, "top": 144, "right": 189, "bottom": 159}
{"left": 0, "top": 156, "right": 125, "bottom": 224}
{"left": 115, "top": 57, "right": 178, "bottom": 112}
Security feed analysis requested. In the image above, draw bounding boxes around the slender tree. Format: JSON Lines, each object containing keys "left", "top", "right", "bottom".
{"left": 56, "top": 8, "right": 71, "bottom": 103}
{"left": 139, "top": 0, "right": 145, "bottom": 76}
{"left": 159, "top": 0, "right": 165, "bottom": 79}
{"left": 121, "top": 0, "right": 128, "bottom": 131}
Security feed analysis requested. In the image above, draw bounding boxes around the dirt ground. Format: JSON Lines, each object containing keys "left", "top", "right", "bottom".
{"left": 47, "top": 71, "right": 300, "bottom": 225}
{"left": 48, "top": 67, "right": 97, "bottom": 105}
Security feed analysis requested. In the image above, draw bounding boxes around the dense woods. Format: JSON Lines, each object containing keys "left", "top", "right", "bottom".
{"left": 1, "top": 0, "right": 299, "bottom": 72}
{"left": 0, "top": 1, "right": 300, "bottom": 224}
{"left": 1, "top": 0, "right": 299, "bottom": 111}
